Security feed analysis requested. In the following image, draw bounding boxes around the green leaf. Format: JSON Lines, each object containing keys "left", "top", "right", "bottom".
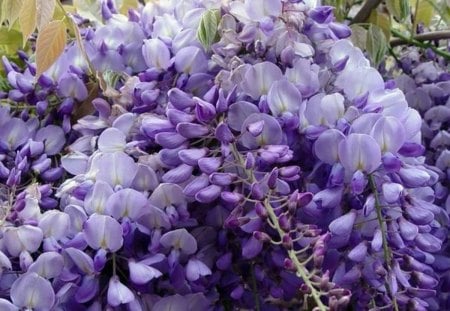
{"left": 386, "top": 0, "right": 410, "bottom": 22}
{"left": 0, "top": 26, "right": 23, "bottom": 45}
{"left": 368, "top": 9, "right": 392, "bottom": 40}
{"left": 36, "top": 0, "right": 55, "bottom": 30}
{"left": 197, "top": 9, "right": 220, "bottom": 51}
{"left": 1, "top": 0, "right": 24, "bottom": 27}
{"left": 35, "top": 20, "right": 66, "bottom": 78}
{"left": 19, "top": 0, "right": 37, "bottom": 47}
{"left": 366, "top": 24, "right": 388, "bottom": 67}
{"left": 411, "top": 0, "right": 434, "bottom": 26}
{"left": 73, "top": 0, "right": 102, "bottom": 24}
{"left": 350, "top": 24, "right": 367, "bottom": 50}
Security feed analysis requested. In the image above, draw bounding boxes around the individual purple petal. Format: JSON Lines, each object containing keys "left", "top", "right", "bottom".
{"left": 142, "top": 38, "right": 171, "bottom": 70}
{"left": 186, "top": 258, "right": 212, "bottom": 281}
{"left": 314, "top": 129, "right": 346, "bottom": 165}
{"left": 198, "top": 157, "right": 222, "bottom": 174}
{"left": 155, "top": 132, "right": 187, "bottom": 149}
{"left": 0, "top": 299, "right": 18, "bottom": 311}
{"left": 38, "top": 210, "right": 70, "bottom": 240}
{"left": 195, "top": 184, "right": 222, "bottom": 203}
{"left": 405, "top": 204, "right": 434, "bottom": 225}
{"left": 267, "top": 79, "right": 302, "bottom": 116}
{"left": 83, "top": 214, "right": 123, "bottom": 252}
{"left": 131, "top": 164, "right": 158, "bottom": 192}
{"left": 370, "top": 116, "right": 406, "bottom": 153}
{"left": 129, "top": 260, "right": 163, "bottom": 285}
{"left": 184, "top": 174, "right": 210, "bottom": 197}
{"left": 415, "top": 233, "right": 442, "bottom": 253}
{"left": 97, "top": 127, "right": 126, "bottom": 152}
{"left": 3, "top": 225, "right": 43, "bottom": 257}
{"left": 338, "top": 133, "right": 381, "bottom": 173}
{"left": 160, "top": 228, "right": 197, "bottom": 255}
{"left": 162, "top": 164, "right": 194, "bottom": 183}
{"left": 174, "top": 46, "right": 207, "bottom": 74}
{"left": 105, "top": 188, "right": 148, "bottom": 220}
{"left": 141, "top": 115, "right": 174, "bottom": 138}
{"left": 195, "top": 98, "right": 217, "bottom": 122}
{"left": 285, "top": 59, "right": 320, "bottom": 98}
{"left": 382, "top": 182, "right": 404, "bottom": 204}
{"left": 28, "top": 252, "right": 64, "bottom": 279}
{"left": 61, "top": 151, "right": 89, "bottom": 175}
{"left": 240, "top": 113, "right": 283, "bottom": 149}
{"left": 176, "top": 122, "right": 210, "bottom": 139}
{"left": 241, "top": 62, "right": 283, "bottom": 99}
{"left": 11, "top": 272, "right": 55, "bottom": 310}
{"left": 398, "top": 167, "right": 430, "bottom": 187}
{"left": 347, "top": 241, "right": 367, "bottom": 262}
{"left": 168, "top": 88, "right": 196, "bottom": 110}
{"left": 335, "top": 67, "right": 384, "bottom": 101}
{"left": 95, "top": 152, "right": 138, "bottom": 188}
{"left": 84, "top": 180, "right": 114, "bottom": 215}
{"left": 227, "top": 101, "right": 260, "bottom": 131}
{"left": 0, "top": 118, "right": 29, "bottom": 150}
{"left": 75, "top": 275, "right": 99, "bottom": 303}
{"left": 34, "top": 125, "right": 65, "bottom": 155}
{"left": 107, "top": 276, "right": 135, "bottom": 307}
{"left": 178, "top": 148, "right": 208, "bottom": 166}
{"left": 371, "top": 229, "right": 382, "bottom": 252}
{"left": 57, "top": 72, "right": 88, "bottom": 101}
{"left": 398, "top": 217, "right": 419, "bottom": 241}
{"left": 242, "top": 236, "right": 263, "bottom": 259}
{"left": 63, "top": 247, "right": 94, "bottom": 275}
{"left": 152, "top": 295, "right": 186, "bottom": 310}
{"left": 329, "top": 210, "right": 356, "bottom": 236}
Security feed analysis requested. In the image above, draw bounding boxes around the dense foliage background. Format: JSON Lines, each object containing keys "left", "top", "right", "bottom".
{"left": 0, "top": 0, "right": 449, "bottom": 310}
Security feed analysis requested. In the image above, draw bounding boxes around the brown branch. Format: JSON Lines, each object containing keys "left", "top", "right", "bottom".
{"left": 390, "top": 30, "right": 450, "bottom": 47}
{"left": 350, "top": 0, "right": 382, "bottom": 24}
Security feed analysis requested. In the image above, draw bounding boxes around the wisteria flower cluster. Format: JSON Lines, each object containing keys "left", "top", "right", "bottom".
{"left": 0, "top": 0, "right": 447, "bottom": 310}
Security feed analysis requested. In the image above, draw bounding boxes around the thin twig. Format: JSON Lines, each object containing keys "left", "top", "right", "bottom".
{"left": 390, "top": 29, "right": 450, "bottom": 60}
{"left": 390, "top": 30, "right": 450, "bottom": 47}
{"left": 350, "top": 0, "right": 382, "bottom": 24}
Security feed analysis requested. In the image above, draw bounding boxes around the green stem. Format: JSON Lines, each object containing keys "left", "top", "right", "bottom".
{"left": 391, "top": 29, "right": 450, "bottom": 60}
{"left": 368, "top": 175, "right": 399, "bottom": 311}
{"left": 229, "top": 143, "right": 327, "bottom": 311}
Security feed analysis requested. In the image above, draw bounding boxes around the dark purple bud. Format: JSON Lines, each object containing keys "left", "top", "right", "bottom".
{"left": 348, "top": 241, "right": 368, "bottom": 262}
{"left": 230, "top": 285, "right": 244, "bottom": 300}
{"left": 184, "top": 174, "right": 210, "bottom": 197}
{"left": 255, "top": 202, "right": 267, "bottom": 219}
{"left": 242, "top": 236, "right": 263, "bottom": 259}
{"left": 167, "top": 109, "right": 195, "bottom": 124}
{"left": 309, "top": 6, "right": 334, "bottom": 23}
{"left": 0, "top": 161, "right": 9, "bottom": 178}
{"left": 168, "top": 88, "right": 196, "bottom": 109}
{"left": 160, "top": 155, "right": 193, "bottom": 181}
{"left": 413, "top": 272, "right": 438, "bottom": 289}
{"left": 382, "top": 152, "right": 401, "bottom": 172}
{"left": 278, "top": 214, "right": 290, "bottom": 231}
{"left": 209, "top": 172, "right": 236, "bottom": 186}
{"left": 216, "top": 252, "right": 232, "bottom": 270}
{"left": 58, "top": 98, "right": 74, "bottom": 115}
{"left": 253, "top": 231, "right": 271, "bottom": 242}
{"left": 284, "top": 258, "right": 296, "bottom": 271}
{"left": 9, "top": 89, "right": 25, "bottom": 101}
{"left": 176, "top": 122, "right": 209, "bottom": 138}
{"left": 267, "top": 168, "right": 278, "bottom": 189}
{"left": 329, "top": 22, "right": 351, "bottom": 38}
{"left": 215, "top": 122, "right": 234, "bottom": 143}
{"left": 94, "top": 248, "right": 107, "bottom": 272}
{"left": 245, "top": 152, "right": 255, "bottom": 169}
{"left": 40, "top": 197, "right": 58, "bottom": 209}
{"left": 398, "top": 142, "right": 425, "bottom": 157}
{"left": 41, "top": 167, "right": 64, "bottom": 182}
{"left": 198, "top": 157, "right": 222, "bottom": 174}
{"left": 351, "top": 170, "right": 366, "bottom": 194}
{"left": 282, "top": 234, "right": 293, "bottom": 249}
{"left": 195, "top": 185, "right": 221, "bottom": 203}
{"left": 16, "top": 75, "right": 34, "bottom": 93}
{"left": 251, "top": 182, "right": 265, "bottom": 200}
{"left": 195, "top": 98, "right": 216, "bottom": 122}
{"left": 178, "top": 148, "right": 208, "bottom": 166}
{"left": 221, "top": 191, "right": 243, "bottom": 206}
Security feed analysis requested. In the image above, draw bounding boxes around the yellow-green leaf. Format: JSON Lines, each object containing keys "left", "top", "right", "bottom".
{"left": 366, "top": 24, "right": 388, "bottom": 66}
{"left": 19, "top": 0, "right": 37, "bottom": 47}
{"left": 1, "top": 0, "right": 24, "bottom": 27}
{"left": 350, "top": 24, "right": 367, "bottom": 50}
{"left": 35, "top": 20, "right": 66, "bottom": 78}
{"left": 0, "top": 26, "right": 22, "bottom": 45}
{"left": 411, "top": 0, "right": 434, "bottom": 26}
{"left": 36, "top": 0, "right": 55, "bottom": 30}
{"left": 386, "top": 0, "right": 410, "bottom": 22}
{"left": 368, "top": 9, "right": 391, "bottom": 40}
{"left": 119, "top": 0, "right": 138, "bottom": 15}
{"left": 197, "top": 9, "right": 220, "bottom": 51}
{"left": 73, "top": 0, "right": 102, "bottom": 24}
